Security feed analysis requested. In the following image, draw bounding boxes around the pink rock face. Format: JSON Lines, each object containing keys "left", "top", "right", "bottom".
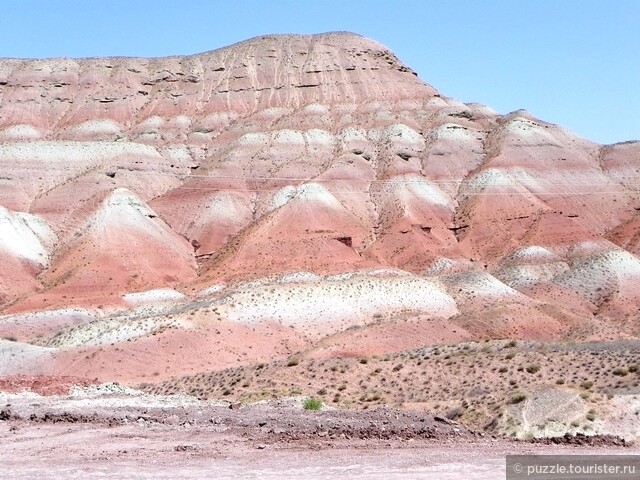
{"left": 0, "top": 32, "right": 639, "bottom": 381}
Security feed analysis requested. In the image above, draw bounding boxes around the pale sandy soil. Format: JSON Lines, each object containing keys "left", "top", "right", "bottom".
{"left": 2, "top": 423, "right": 633, "bottom": 479}
{"left": 1, "top": 391, "right": 635, "bottom": 479}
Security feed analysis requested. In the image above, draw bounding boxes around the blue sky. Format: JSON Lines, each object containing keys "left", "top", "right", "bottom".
{"left": 1, "top": 0, "right": 638, "bottom": 144}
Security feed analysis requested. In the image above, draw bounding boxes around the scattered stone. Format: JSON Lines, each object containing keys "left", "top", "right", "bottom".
{"left": 174, "top": 445, "right": 196, "bottom": 452}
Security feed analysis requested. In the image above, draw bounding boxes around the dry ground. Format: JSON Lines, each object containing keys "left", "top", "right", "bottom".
{"left": 1, "top": 388, "right": 635, "bottom": 479}
{"left": 142, "top": 339, "right": 640, "bottom": 437}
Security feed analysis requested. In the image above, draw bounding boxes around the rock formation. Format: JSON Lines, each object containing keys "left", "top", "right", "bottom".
{"left": 1, "top": 32, "right": 639, "bottom": 382}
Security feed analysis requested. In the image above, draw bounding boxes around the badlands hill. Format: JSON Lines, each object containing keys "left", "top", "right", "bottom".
{"left": 1, "top": 32, "right": 639, "bottom": 391}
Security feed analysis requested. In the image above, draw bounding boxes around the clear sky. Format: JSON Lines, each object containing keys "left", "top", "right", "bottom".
{"left": 1, "top": 0, "right": 638, "bottom": 144}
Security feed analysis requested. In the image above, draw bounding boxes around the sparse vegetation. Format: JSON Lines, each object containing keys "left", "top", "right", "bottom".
{"left": 510, "top": 393, "right": 527, "bottom": 404}
{"left": 302, "top": 397, "right": 322, "bottom": 411}
{"left": 525, "top": 364, "right": 541, "bottom": 374}
{"left": 445, "top": 406, "right": 463, "bottom": 420}
{"left": 140, "top": 340, "right": 640, "bottom": 433}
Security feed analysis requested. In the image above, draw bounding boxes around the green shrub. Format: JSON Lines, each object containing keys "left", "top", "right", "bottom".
{"left": 303, "top": 397, "right": 323, "bottom": 410}
{"left": 287, "top": 358, "right": 299, "bottom": 367}
{"left": 580, "top": 380, "right": 593, "bottom": 390}
{"left": 613, "top": 367, "right": 628, "bottom": 377}
{"left": 628, "top": 364, "right": 639, "bottom": 373}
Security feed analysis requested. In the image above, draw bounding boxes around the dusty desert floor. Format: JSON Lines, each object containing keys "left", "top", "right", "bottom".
{"left": 1, "top": 387, "right": 635, "bottom": 479}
